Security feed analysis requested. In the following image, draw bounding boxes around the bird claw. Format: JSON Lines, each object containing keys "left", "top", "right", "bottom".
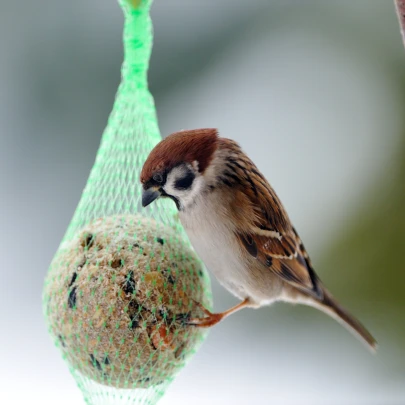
{"left": 174, "top": 313, "right": 192, "bottom": 327}
{"left": 191, "top": 299, "right": 214, "bottom": 317}
{"left": 183, "top": 299, "right": 224, "bottom": 328}
{"left": 186, "top": 314, "right": 223, "bottom": 328}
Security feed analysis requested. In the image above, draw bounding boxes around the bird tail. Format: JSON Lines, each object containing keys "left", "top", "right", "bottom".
{"left": 284, "top": 285, "right": 378, "bottom": 352}
{"left": 319, "top": 287, "right": 377, "bottom": 352}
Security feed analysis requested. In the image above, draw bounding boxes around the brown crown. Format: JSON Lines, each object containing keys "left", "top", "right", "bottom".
{"left": 140, "top": 128, "right": 219, "bottom": 183}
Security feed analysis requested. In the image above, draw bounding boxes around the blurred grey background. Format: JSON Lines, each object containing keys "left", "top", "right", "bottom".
{"left": 1, "top": 0, "right": 405, "bottom": 404}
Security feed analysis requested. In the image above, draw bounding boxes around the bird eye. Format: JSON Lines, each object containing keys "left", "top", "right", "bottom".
{"left": 153, "top": 173, "right": 164, "bottom": 183}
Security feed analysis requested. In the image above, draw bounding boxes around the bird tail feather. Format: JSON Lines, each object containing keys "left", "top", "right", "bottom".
{"left": 318, "top": 287, "right": 377, "bottom": 352}
{"left": 283, "top": 285, "right": 377, "bottom": 352}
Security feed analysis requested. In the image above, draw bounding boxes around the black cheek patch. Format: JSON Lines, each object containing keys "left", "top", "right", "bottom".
{"left": 174, "top": 171, "right": 195, "bottom": 190}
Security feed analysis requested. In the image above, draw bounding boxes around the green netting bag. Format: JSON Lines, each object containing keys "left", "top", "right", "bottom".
{"left": 42, "top": 0, "right": 213, "bottom": 404}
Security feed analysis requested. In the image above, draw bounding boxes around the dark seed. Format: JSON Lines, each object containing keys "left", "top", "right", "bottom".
{"left": 129, "top": 318, "right": 139, "bottom": 329}
{"left": 163, "top": 269, "right": 175, "bottom": 284}
{"left": 128, "top": 300, "right": 141, "bottom": 329}
{"left": 156, "top": 237, "right": 164, "bottom": 245}
{"left": 198, "top": 270, "right": 203, "bottom": 277}
{"left": 69, "top": 272, "right": 77, "bottom": 287}
{"left": 123, "top": 271, "right": 136, "bottom": 294}
{"left": 111, "top": 258, "right": 123, "bottom": 268}
{"left": 58, "top": 335, "right": 66, "bottom": 347}
{"left": 84, "top": 234, "right": 94, "bottom": 249}
{"left": 68, "top": 287, "right": 77, "bottom": 309}
{"left": 89, "top": 354, "right": 102, "bottom": 371}
{"left": 175, "top": 343, "right": 186, "bottom": 359}
{"left": 104, "top": 356, "right": 110, "bottom": 365}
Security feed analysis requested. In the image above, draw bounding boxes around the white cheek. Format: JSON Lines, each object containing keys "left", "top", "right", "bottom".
{"left": 182, "top": 177, "right": 204, "bottom": 206}
{"left": 164, "top": 175, "right": 204, "bottom": 208}
{"left": 163, "top": 182, "right": 176, "bottom": 197}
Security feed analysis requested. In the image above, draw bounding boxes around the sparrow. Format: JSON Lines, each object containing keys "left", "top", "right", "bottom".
{"left": 140, "top": 128, "right": 377, "bottom": 351}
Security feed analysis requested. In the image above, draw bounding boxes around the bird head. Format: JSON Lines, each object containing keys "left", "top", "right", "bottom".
{"left": 140, "top": 128, "right": 219, "bottom": 210}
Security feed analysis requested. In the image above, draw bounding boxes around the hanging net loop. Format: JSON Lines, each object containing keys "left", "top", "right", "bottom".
{"left": 43, "top": 1, "right": 213, "bottom": 404}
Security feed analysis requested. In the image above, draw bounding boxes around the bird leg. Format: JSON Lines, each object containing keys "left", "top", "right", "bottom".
{"left": 187, "top": 298, "right": 251, "bottom": 328}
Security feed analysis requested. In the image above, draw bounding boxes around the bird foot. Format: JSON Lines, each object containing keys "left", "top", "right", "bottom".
{"left": 187, "top": 300, "right": 224, "bottom": 328}
{"left": 187, "top": 298, "right": 251, "bottom": 328}
{"left": 187, "top": 312, "right": 224, "bottom": 328}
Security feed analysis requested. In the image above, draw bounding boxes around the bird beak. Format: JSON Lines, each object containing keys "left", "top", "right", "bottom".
{"left": 142, "top": 188, "right": 161, "bottom": 207}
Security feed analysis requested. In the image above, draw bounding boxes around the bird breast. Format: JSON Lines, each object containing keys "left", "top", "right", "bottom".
{"left": 178, "top": 192, "right": 283, "bottom": 305}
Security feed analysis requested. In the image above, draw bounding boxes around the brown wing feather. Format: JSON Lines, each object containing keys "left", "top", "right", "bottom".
{"left": 224, "top": 142, "right": 377, "bottom": 350}
{"left": 223, "top": 141, "right": 322, "bottom": 299}
{"left": 238, "top": 230, "right": 322, "bottom": 299}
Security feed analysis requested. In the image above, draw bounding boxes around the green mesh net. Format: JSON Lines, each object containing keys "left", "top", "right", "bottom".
{"left": 42, "top": 0, "right": 213, "bottom": 403}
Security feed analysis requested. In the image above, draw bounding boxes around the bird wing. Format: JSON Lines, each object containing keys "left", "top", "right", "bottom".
{"left": 226, "top": 165, "right": 322, "bottom": 299}
{"left": 237, "top": 228, "right": 322, "bottom": 300}
{"left": 218, "top": 139, "right": 322, "bottom": 299}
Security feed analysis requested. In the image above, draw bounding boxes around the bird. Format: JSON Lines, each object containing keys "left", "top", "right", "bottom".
{"left": 140, "top": 128, "right": 377, "bottom": 351}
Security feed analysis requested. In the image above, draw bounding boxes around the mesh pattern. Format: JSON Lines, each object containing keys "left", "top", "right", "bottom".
{"left": 42, "top": 1, "right": 213, "bottom": 404}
